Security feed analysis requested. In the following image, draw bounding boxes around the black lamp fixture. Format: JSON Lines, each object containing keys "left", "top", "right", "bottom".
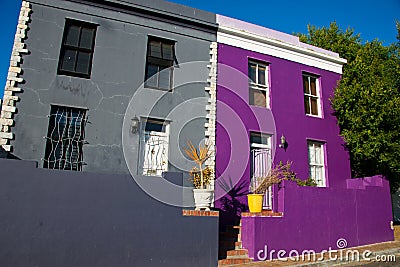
{"left": 131, "top": 116, "right": 140, "bottom": 134}
{"left": 279, "top": 134, "right": 288, "bottom": 151}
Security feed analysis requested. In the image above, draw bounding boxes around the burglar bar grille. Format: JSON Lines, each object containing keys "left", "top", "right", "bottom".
{"left": 43, "top": 106, "right": 87, "bottom": 171}
{"left": 250, "top": 148, "right": 273, "bottom": 209}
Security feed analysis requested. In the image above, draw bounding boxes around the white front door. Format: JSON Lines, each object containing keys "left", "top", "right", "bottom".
{"left": 250, "top": 132, "right": 273, "bottom": 209}
{"left": 140, "top": 119, "right": 169, "bottom": 176}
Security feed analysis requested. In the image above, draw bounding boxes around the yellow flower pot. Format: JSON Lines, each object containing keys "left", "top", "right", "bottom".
{"left": 247, "top": 194, "right": 264, "bottom": 213}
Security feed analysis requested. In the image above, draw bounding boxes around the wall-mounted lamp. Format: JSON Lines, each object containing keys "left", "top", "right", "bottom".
{"left": 279, "top": 134, "right": 288, "bottom": 151}
{"left": 131, "top": 116, "right": 140, "bottom": 134}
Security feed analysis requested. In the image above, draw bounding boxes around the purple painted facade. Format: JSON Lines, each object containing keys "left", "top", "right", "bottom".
{"left": 214, "top": 19, "right": 393, "bottom": 259}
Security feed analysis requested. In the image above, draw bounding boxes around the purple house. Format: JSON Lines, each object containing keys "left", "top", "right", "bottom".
{"left": 214, "top": 15, "right": 393, "bottom": 262}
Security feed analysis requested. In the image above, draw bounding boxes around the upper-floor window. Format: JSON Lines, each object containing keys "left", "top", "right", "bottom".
{"left": 303, "top": 73, "right": 321, "bottom": 117}
{"left": 44, "top": 105, "right": 87, "bottom": 171}
{"left": 145, "top": 37, "right": 175, "bottom": 91}
{"left": 249, "top": 60, "right": 269, "bottom": 108}
{"left": 308, "top": 141, "right": 326, "bottom": 187}
{"left": 58, "top": 19, "right": 97, "bottom": 78}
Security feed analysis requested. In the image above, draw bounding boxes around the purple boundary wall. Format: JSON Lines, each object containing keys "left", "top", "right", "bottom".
{"left": 241, "top": 177, "right": 394, "bottom": 261}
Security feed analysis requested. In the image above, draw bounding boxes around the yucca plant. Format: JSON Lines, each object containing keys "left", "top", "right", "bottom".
{"left": 184, "top": 141, "right": 211, "bottom": 189}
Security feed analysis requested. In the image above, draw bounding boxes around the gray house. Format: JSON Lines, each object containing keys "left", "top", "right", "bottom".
{"left": 0, "top": 0, "right": 217, "bottom": 180}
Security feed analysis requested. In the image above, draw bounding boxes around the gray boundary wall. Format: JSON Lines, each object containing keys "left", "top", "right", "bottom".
{"left": 0, "top": 158, "right": 218, "bottom": 267}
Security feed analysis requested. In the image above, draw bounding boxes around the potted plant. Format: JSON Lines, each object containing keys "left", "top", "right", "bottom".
{"left": 184, "top": 141, "right": 214, "bottom": 211}
{"left": 248, "top": 174, "right": 282, "bottom": 213}
{"left": 248, "top": 162, "right": 294, "bottom": 212}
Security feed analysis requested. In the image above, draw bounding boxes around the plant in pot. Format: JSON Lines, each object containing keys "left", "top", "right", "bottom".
{"left": 184, "top": 141, "right": 214, "bottom": 211}
{"left": 248, "top": 162, "right": 293, "bottom": 212}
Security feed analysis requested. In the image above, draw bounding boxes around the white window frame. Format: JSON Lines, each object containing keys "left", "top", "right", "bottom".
{"left": 308, "top": 141, "right": 326, "bottom": 187}
{"left": 303, "top": 73, "right": 322, "bottom": 117}
{"left": 249, "top": 60, "right": 270, "bottom": 108}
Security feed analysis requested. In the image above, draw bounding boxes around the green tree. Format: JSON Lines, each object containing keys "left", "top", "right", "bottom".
{"left": 298, "top": 22, "right": 400, "bottom": 191}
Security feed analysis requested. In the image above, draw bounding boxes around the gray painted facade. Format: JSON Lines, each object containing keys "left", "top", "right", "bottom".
{"left": 0, "top": 158, "right": 219, "bottom": 267}
{"left": 10, "top": 0, "right": 217, "bottom": 177}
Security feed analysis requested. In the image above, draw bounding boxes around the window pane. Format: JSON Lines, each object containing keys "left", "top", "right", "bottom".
{"left": 250, "top": 88, "right": 266, "bottom": 107}
{"left": 304, "top": 96, "right": 310, "bottom": 114}
{"left": 315, "top": 144, "right": 322, "bottom": 164}
{"left": 162, "top": 44, "right": 173, "bottom": 60}
{"left": 76, "top": 52, "right": 91, "bottom": 74}
{"left": 145, "top": 121, "right": 165, "bottom": 132}
{"left": 61, "top": 49, "right": 77, "bottom": 71}
{"left": 65, "top": 25, "right": 80, "bottom": 46}
{"left": 79, "top": 27, "right": 95, "bottom": 49}
{"left": 258, "top": 65, "right": 266, "bottom": 85}
{"left": 303, "top": 76, "right": 310, "bottom": 94}
{"left": 150, "top": 41, "right": 162, "bottom": 58}
{"left": 250, "top": 132, "right": 268, "bottom": 145}
{"left": 158, "top": 67, "right": 171, "bottom": 90}
{"left": 145, "top": 64, "right": 159, "bottom": 88}
{"left": 310, "top": 97, "right": 319, "bottom": 116}
{"left": 315, "top": 167, "right": 323, "bottom": 185}
{"left": 44, "top": 106, "right": 86, "bottom": 171}
{"left": 310, "top": 166, "right": 316, "bottom": 181}
{"left": 310, "top": 77, "right": 317, "bottom": 96}
{"left": 308, "top": 144, "right": 315, "bottom": 163}
{"left": 248, "top": 63, "right": 256, "bottom": 83}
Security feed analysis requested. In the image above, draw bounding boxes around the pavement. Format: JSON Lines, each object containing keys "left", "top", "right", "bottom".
{"left": 230, "top": 226, "right": 400, "bottom": 266}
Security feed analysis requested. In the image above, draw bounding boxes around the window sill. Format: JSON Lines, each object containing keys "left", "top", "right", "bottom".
{"left": 144, "top": 85, "right": 173, "bottom": 92}
{"left": 57, "top": 71, "right": 91, "bottom": 79}
{"left": 305, "top": 114, "right": 323, "bottom": 119}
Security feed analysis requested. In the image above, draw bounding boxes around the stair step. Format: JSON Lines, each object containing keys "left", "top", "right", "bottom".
{"left": 226, "top": 249, "right": 249, "bottom": 259}
{"left": 218, "top": 258, "right": 252, "bottom": 266}
{"left": 220, "top": 232, "right": 241, "bottom": 242}
{"left": 242, "top": 210, "right": 283, "bottom": 217}
{"left": 219, "top": 241, "right": 242, "bottom": 249}
{"left": 225, "top": 225, "right": 241, "bottom": 233}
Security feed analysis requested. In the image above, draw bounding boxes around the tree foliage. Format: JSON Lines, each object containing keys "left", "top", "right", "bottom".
{"left": 298, "top": 22, "right": 400, "bottom": 191}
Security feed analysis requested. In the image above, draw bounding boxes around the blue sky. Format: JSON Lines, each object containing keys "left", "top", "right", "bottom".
{"left": 0, "top": 0, "right": 399, "bottom": 98}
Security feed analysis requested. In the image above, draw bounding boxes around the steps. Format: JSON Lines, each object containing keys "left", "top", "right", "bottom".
{"left": 218, "top": 222, "right": 252, "bottom": 266}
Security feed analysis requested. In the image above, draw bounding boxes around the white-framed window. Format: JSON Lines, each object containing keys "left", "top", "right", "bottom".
{"left": 139, "top": 119, "right": 169, "bottom": 176}
{"left": 303, "top": 73, "right": 321, "bottom": 117}
{"left": 250, "top": 132, "right": 273, "bottom": 209}
{"left": 249, "top": 60, "right": 269, "bottom": 108}
{"left": 308, "top": 141, "right": 326, "bottom": 187}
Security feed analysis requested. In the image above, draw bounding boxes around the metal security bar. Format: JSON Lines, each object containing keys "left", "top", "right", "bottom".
{"left": 250, "top": 148, "right": 273, "bottom": 209}
{"left": 141, "top": 131, "right": 169, "bottom": 176}
{"left": 44, "top": 106, "right": 87, "bottom": 171}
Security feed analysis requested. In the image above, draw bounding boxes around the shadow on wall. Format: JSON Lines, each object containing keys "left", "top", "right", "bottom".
{"left": 0, "top": 147, "right": 20, "bottom": 159}
{"left": 217, "top": 177, "right": 248, "bottom": 226}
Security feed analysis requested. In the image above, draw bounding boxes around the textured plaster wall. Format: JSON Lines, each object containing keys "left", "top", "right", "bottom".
{"left": 11, "top": 0, "right": 216, "bottom": 176}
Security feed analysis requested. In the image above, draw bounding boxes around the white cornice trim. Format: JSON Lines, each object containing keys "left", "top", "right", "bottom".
{"left": 218, "top": 25, "right": 347, "bottom": 74}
